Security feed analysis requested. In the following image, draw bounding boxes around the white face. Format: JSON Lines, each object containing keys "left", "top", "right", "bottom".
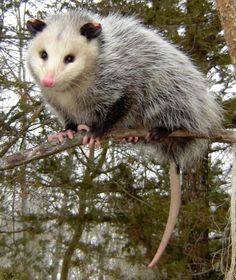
{"left": 27, "top": 24, "right": 99, "bottom": 91}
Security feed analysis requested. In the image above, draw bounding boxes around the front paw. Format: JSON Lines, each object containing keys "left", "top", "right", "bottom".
{"left": 78, "top": 124, "right": 101, "bottom": 148}
{"left": 48, "top": 129, "right": 75, "bottom": 142}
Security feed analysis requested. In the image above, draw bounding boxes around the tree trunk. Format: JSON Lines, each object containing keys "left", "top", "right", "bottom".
{"left": 225, "top": 144, "right": 236, "bottom": 279}
{"left": 216, "top": 1, "right": 236, "bottom": 278}
{"left": 215, "top": 0, "right": 236, "bottom": 76}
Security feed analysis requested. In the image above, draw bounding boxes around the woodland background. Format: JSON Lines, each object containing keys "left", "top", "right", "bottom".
{"left": 0, "top": 0, "right": 236, "bottom": 279}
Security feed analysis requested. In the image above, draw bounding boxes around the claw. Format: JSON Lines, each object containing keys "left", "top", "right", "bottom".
{"left": 145, "top": 132, "right": 152, "bottom": 142}
{"left": 67, "top": 130, "right": 74, "bottom": 140}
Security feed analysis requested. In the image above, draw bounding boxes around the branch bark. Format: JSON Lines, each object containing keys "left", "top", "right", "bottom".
{"left": 0, "top": 128, "right": 235, "bottom": 172}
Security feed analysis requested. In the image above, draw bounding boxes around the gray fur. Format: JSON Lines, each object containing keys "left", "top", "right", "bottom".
{"left": 27, "top": 10, "right": 222, "bottom": 167}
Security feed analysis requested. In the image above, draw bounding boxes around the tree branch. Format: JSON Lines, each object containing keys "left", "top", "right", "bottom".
{"left": 0, "top": 129, "right": 235, "bottom": 172}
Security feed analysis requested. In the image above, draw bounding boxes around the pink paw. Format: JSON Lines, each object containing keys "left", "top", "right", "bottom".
{"left": 48, "top": 130, "right": 75, "bottom": 142}
{"left": 78, "top": 124, "right": 101, "bottom": 148}
{"left": 122, "top": 136, "right": 139, "bottom": 143}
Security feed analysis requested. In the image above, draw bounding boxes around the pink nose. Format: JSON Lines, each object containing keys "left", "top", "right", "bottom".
{"left": 42, "top": 77, "right": 56, "bottom": 88}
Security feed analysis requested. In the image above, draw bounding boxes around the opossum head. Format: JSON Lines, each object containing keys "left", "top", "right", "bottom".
{"left": 26, "top": 17, "right": 102, "bottom": 91}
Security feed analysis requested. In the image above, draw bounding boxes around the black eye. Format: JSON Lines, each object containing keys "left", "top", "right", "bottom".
{"left": 40, "top": 50, "right": 48, "bottom": 60}
{"left": 64, "top": 54, "right": 75, "bottom": 64}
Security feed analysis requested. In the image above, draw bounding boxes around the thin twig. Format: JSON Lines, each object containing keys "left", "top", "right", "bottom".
{"left": 0, "top": 129, "right": 235, "bottom": 172}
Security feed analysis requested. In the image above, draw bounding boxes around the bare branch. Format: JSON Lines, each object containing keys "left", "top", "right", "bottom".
{"left": 0, "top": 129, "right": 235, "bottom": 172}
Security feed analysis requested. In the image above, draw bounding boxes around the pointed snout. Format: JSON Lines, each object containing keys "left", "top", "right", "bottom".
{"left": 41, "top": 75, "right": 56, "bottom": 88}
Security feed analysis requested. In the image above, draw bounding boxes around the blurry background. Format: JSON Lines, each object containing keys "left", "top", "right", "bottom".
{"left": 0, "top": 1, "right": 235, "bottom": 279}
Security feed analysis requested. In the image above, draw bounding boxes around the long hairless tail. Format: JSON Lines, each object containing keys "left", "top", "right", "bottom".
{"left": 148, "top": 162, "right": 181, "bottom": 268}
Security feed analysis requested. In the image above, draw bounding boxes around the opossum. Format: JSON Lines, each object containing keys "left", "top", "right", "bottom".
{"left": 26, "top": 10, "right": 222, "bottom": 268}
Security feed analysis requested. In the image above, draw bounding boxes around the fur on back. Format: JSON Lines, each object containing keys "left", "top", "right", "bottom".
{"left": 27, "top": 10, "right": 222, "bottom": 168}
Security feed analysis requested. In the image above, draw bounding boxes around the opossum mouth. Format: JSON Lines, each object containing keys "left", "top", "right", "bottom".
{"left": 45, "top": 81, "right": 79, "bottom": 93}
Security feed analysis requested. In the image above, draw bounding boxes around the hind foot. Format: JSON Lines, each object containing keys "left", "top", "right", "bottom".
{"left": 122, "top": 136, "right": 139, "bottom": 144}
{"left": 145, "top": 127, "right": 172, "bottom": 142}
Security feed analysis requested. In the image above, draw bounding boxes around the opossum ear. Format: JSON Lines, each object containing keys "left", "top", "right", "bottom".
{"left": 80, "top": 22, "right": 102, "bottom": 39}
{"left": 27, "top": 19, "right": 47, "bottom": 36}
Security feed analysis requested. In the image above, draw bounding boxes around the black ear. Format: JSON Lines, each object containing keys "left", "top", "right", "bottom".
{"left": 27, "top": 19, "right": 47, "bottom": 36}
{"left": 80, "top": 22, "right": 102, "bottom": 40}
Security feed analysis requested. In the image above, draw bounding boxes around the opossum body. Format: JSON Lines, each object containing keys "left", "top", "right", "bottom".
{"left": 26, "top": 10, "right": 222, "bottom": 267}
